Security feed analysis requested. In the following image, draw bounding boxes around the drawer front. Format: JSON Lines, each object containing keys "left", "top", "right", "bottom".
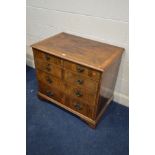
{"left": 64, "top": 70, "right": 98, "bottom": 93}
{"left": 66, "top": 85, "right": 96, "bottom": 105}
{"left": 64, "top": 60, "right": 101, "bottom": 81}
{"left": 38, "top": 82, "right": 64, "bottom": 103}
{"left": 35, "top": 60, "right": 62, "bottom": 78}
{"left": 65, "top": 96, "right": 93, "bottom": 118}
{"left": 36, "top": 70, "right": 64, "bottom": 90}
{"left": 33, "top": 49, "right": 62, "bottom": 66}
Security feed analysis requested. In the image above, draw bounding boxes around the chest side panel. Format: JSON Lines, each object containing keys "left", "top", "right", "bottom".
{"left": 96, "top": 56, "right": 122, "bottom": 117}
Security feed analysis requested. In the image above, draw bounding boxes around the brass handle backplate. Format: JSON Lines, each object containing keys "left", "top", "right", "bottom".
{"left": 76, "top": 79, "right": 84, "bottom": 85}
{"left": 46, "top": 77, "right": 52, "bottom": 84}
{"left": 74, "top": 103, "right": 82, "bottom": 110}
{"left": 76, "top": 66, "right": 85, "bottom": 73}
{"left": 46, "top": 64, "right": 51, "bottom": 71}
{"left": 45, "top": 54, "right": 50, "bottom": 61}
{"left": 75, "top": 90, "right": 83, "bottom": 97}
{"left": 46, "top": 91, "right": 54, "bottom": 97}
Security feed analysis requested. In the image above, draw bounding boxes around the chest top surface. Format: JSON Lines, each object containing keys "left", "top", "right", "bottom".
{"left": 31, "top": 32, "right": 124, "bottom": 71}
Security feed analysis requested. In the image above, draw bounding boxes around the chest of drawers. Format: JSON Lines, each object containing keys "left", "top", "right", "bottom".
{"left": 31, "top": 32, "right": 124, "bottom": 128}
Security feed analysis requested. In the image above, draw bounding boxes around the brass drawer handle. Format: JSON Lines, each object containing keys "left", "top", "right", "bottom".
{"left": 76, "top": 66, "right": 85, "bottom": 73}
{"left": 74, "top": 103, "right": 82, "bottom": 110}
{"left": 46, "top": 67, "right": 51, "bottom": 71}
{"left": 75, "top": 90, "right": 83, "bottom": 97}
{"left": 46, "top": 64, "right": 51, "bottom": 71}
{"left": 45, "top": 54, "right": 50, "bottom": 61}
{"left": 46, "top": 77, "right": 52, "bottom": 84}
{"left": 46, "top": 91, "right": 54, "bottom": 97}
{"left": 76, "top": 79, "right": 84, "bottom": 85}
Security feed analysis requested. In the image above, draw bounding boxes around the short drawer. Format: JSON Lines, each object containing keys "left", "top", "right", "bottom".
{"left": 65, "top": 96, "right": 94, "bottom": 118}
{"left": 38, "top": 82, "right": 65, "bottom": 103}
{"left": 33, "top": 49, "right": 62, "bottom": 66}
{"left": 36, "top": 70, "right": 64, "bottom": 90}
{"left": 64, "top": 70, "right": 98, "bottom": 93}
{"left": 35, "top": 60, "right": 62, "bottom": 78}
{"left": 66, "top": 85, "right": 97, "bottom": 105}
{"left": 64, "top": 60, "right": 101, "bottom": 81}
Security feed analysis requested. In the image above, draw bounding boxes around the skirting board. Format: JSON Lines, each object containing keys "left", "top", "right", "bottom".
{"left": 26, "top": 57, "right": 35, "bottom": 68}
{"left": 26, "top": 58, "right": 129, "bottom": 107}
{"left": 114, "top": 92, "right": 129, "bottom": 107}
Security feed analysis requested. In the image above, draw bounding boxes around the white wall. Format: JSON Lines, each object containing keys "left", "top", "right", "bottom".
{"left": 26, "top": 0, "right": 129, "bottom": 106}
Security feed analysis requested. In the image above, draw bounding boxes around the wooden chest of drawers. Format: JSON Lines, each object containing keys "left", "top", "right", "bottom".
{"left": 31, "top": 32, "right": 124, "bottom": 128}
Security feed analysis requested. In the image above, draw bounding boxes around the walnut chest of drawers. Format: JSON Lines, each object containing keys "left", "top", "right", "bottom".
{"left": 31, "top": 32, "right": 124, "bottom": 128}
